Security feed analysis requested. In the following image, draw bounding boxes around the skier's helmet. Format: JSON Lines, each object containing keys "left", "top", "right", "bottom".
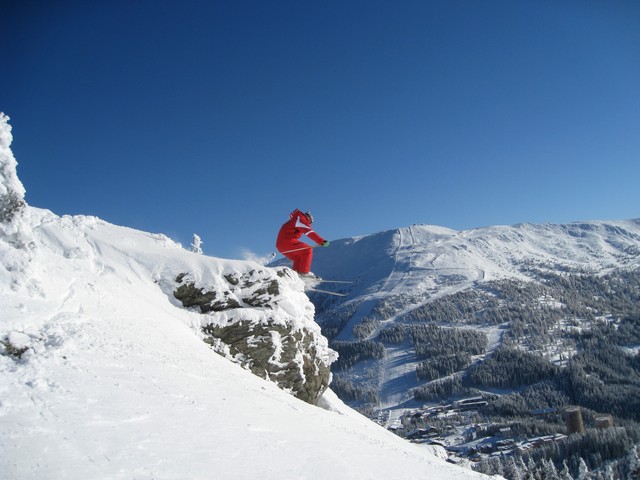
{"left": 305, "top": 211, "right": 314, "bottom": 224}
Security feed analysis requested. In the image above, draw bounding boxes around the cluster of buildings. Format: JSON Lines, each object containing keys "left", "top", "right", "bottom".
{"left": 388, "top": 399, "right": 615, "bottom": 464}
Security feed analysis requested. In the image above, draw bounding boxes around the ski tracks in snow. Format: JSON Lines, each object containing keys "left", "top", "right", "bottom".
{"left": 380, "top": 227, "right": 415, "bottom": 294}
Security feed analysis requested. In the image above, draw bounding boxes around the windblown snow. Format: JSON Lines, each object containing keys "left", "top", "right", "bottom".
{"left": 0, "top": 114, "right": 491, "bottom": 479}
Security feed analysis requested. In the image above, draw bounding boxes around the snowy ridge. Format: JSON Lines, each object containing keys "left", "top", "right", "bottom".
{"left": 0, "top": 115, "right": 490, "bottom": 479}
{"left": 312, "top": 220, "right": 640, "bottom": 312}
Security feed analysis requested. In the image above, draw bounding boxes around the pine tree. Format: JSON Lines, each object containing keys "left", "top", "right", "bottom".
{"left": 544, "top": 458, "right": 561, "bottom": 480}
{"left": 475, "top": 455, "right": 493, "bottom": 475}
{"left": 628, "top": 446, "right": 640, "bottom": 480}
{"left": 602, "top": 465, "right": 614, "bottom": 480}
{"left": 560, "top": 460, "right": 574, "bottom": 480}
{"left": 476, "top": 456, "right": 491, "bottom": 475}
{"left": 489, "top": 456, "right": 505, "bottom": 477}
{"left": 504, "top": 456, "right": 524, "bottom": 480}
{"left": 577, "top": 458, "right": 590, "bottom": 480}
{"left": 526, "top": 457, "right": 538, "bottom": 480}
{"left": 515, "top": 455, "right": 529, "bottom": 476}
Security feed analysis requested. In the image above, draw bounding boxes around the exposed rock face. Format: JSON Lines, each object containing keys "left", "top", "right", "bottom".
{"left": 203, "top": 319, "right": 332, "bottom": 405}
{"left": 173, "top": 267, "right": 336, "bottom": 405}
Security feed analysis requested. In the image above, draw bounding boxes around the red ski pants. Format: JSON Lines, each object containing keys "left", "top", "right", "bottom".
{"left": 281, "top": 243, "right": 313, "bottom": 274}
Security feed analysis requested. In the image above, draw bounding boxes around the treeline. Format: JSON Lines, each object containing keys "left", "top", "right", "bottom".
{"left": 352, "top": 317, "right": 380, "bottom": 340}
{"left": 330, "top": 340, "right": 385, "bottom": 371}
{"left": 469, "top": 338, "right": 640, "bottom": 478}
{"left": 476, "top": 432, "right": 640, "bottom": 480}
{"left": 576, "top": 314, "right": 640, "bottom": 347}
{"left": 401, "top": 288, "right": 496, "bottom": 324}
{"left": 397, "top": 270, "right": 640, "bottom": 337}
{"left": 470, "top": 340, "right": 640, "bottom": 422}
{"left": 466, "top": 346, "right": 558, "bottom": 389}
{"left": 538, "top": 269, "right": 640, "bottom": 320}
{"left": 400, "top": 279, "right": 556, "bottom": 325}
{"left": 376, "top": 323, "right": 486, "bottom": 382}
{"left": 413, "top": 374, "right": 479, "bottom": 402}
{"left": 329, "top": 376, "right": 379, "bottom": 405}
{"left": 314, "top": 300, "right": 362, "bottom": 340}
{"left": 561, "top": 341, "right": 640, "bottom": 422}
{"left": 416, "top": 353, "right": 471, "bottom": 381}
{"left": 377, "top": 322, "right": 488, "bottom": 354}
{"left": 402, "top": 272, "right": 640, "bottom": 409}
{"left": 377, "top": 323, "right": 406, "bottom": 344}
{"left": 482, "top": 380, "right": 571, "bottom": 418}
{"left": 526, "top": 427, "right": 640, "bottom": 478}
{"left": 410, "top": 324, "right": 487, "bottom": 357}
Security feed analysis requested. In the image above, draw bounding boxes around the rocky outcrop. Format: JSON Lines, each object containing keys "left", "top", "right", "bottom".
{"left": 173, "top": 267, "right": 336, "bottom": 405}
{"left": 203, "top": 318, "right": 332, "bottom": 405}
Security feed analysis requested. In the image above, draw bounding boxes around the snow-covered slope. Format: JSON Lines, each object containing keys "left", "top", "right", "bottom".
{"left": 311, "top": 220, "right": 640, "bottom": 328}
{"left": 303, "top": 220, "right": 640, "bottom": 410}
{"left": 0, "top": 115, "right": 491, "bottom": 479}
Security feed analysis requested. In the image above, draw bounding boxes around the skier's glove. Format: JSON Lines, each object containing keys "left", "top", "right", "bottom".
{"left": 322, "top": 241, "right": 330, "bottom": 247}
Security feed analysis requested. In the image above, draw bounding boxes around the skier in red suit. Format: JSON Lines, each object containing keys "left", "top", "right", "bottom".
{"left": 276, "top": 209, "right": 329, "bottom": 275}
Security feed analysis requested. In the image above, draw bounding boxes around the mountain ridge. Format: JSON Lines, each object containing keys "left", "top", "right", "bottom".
{"left": 311, "top": 217, "right": 640, "bottom": 302}
{"left": 302, "top": 217, "right": 640, "bottom": 412}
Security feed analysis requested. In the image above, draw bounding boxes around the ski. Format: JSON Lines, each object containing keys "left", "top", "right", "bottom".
{"left": 306, "top": 288, "right": 348, "bottom": 297}
{"left": 299, "top": 276, "right": 352, "bottom": 287}
{"left": 315, "top": 279, "right": 354, "bottom": 284}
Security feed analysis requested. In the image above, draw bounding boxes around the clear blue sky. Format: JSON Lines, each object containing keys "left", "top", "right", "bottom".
{"left": 2, "top": 0, "right": 639, "bottom": 260}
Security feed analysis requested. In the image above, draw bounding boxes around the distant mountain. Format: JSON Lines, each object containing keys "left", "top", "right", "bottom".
{"left": 300, "top": 219, "right": 640, "bottom": 411}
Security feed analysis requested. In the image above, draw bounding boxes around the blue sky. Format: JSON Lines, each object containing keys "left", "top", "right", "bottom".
{"left": 2, "top": 1, "right": 639, "bottom": 260}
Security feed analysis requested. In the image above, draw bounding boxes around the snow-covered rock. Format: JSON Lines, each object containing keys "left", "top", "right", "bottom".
{"left": 173, "top": 267, "right": 336, "bottom": 404}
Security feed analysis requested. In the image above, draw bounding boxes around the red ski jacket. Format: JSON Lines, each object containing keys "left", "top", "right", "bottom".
{"left": 276, "top": 209, "right": 326, "bottom": 252}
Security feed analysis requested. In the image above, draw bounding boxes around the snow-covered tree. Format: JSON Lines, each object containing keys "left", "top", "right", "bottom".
{"left": 191, "top": 234, "right": 203, "bottom": 254}
{"left": 544, "top": 458, "right": 561, "bottom": 480}
{"left": 504, "top": 456, "right": 525, "bottom": 480}
{"left": 628, "top": 446, "right": 640, "bottom": 480}
{"left": 489, "top": 456, "right": 505, "bottom": 477}
{"left": 0, "top": 113, "right": 26, "bottom": 226}
{"left": 577, "top": 458, "right": 590, "bottom": 480}
{"left": 601, "top": 465, "right": 614, "bottom": 480}
{"left": 560, "top": 460, "right": 574, "bottom": 480}
{"left": 526, "top": 457, "right": 539, "bottom": 480}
